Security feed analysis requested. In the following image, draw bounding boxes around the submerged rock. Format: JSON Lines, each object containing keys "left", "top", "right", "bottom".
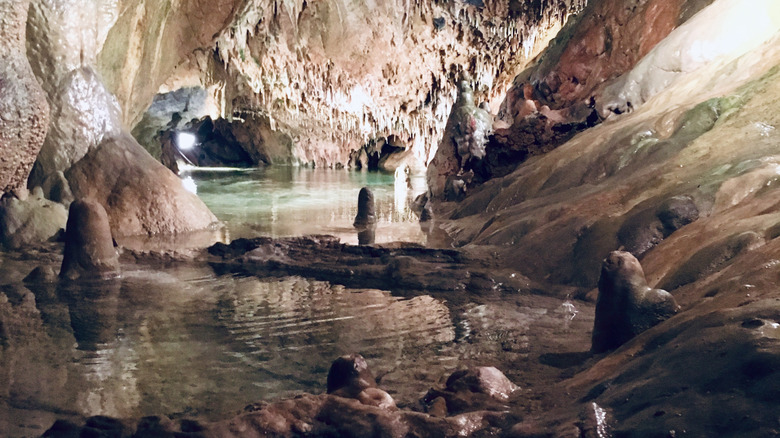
{"left": 592, "top": 251, "right": 679, "bottom": 353}
{"left": 59, "top": 199, "right": 118, "bottom": 280}
{"left": 327, "top": 354, "right": 395, "bottom": 409}
{"left": 423, "top": 366, "right": 518, "bottom": 416}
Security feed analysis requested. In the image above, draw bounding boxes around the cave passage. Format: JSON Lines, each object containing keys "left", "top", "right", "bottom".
{"left": 188, "top": 166, "right": 428, "bottom": 245}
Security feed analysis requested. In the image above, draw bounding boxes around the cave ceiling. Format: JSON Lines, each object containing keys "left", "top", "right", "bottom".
{"left": 92, "top": 0, "right": 586, "bottom": 166}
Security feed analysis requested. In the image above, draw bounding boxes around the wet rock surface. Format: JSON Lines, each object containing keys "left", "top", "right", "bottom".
{"left": 353, "top": 187, "right": 377, "bottom": 228}
{"left": 207, "top": 235, "right": 540, "bottom": 297}
{"left": 591, "top": 251, "right": 679, "bottom": 353}
{"left": 59, "top": 199, "right": 119, "bottom": 280}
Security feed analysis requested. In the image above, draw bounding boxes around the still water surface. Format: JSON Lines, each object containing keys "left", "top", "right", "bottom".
{"left": 2, "top": 263, "right": 458, "bottom": 434}
{"left": 0, "top": 167, "right": 456, "bottom": 436}
{"left": 1, "top": 168, "right": 574, "bottom": 436}
{"left": 185, "top": 166, "right": 428, "bottom": 245}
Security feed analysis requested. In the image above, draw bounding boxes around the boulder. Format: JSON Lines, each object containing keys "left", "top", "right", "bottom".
{"left": 327, "top": 353, "right": 395, "bottom": 409}
{"left": 27, "top": 67, "right": 123, "bottom": 188}
{"left": 592, "top": 251, "right": 680, "bottom": 353}
{"left": 60, "top": 198, "right": 119, "bottom": 280}
{"left": 422, "top": 366, "right": 518, "bottom": 415}
{"left": 0, "top": 190, "right": 68, "bottom": 249}
{"left": 65, "top": 132, "right": 219, "bottom": 237}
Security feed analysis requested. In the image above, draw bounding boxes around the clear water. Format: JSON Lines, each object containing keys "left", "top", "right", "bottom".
{"left": 184, "top": 166, "right": 428, "bottom": 245}
{"left": 1, "top": 167, "right": 577, "bottom": 436}
{"left": 0, "top": 263, "right": 456, "bottom": 433}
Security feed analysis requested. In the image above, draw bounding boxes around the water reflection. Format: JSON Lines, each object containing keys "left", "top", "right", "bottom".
{"left": 0, "top": 267, "right": 454, "bottom": 431}
{"left": 188, "top": 167, "right": 427, "bottom": 245}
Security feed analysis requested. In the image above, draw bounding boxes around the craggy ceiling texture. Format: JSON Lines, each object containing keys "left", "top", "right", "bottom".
{"left": 90, "top": 0, "right": 586, "bottom": 166}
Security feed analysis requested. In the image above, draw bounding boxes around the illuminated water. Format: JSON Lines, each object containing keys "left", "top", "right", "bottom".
{"left": 0, "top": 167, "right": 583, "bottom": 436}
{"left": 0, "top": 262, "right": 460, "bottom": 434}
{"left": 184, "top": 166, "right": 428, "bottom": 245}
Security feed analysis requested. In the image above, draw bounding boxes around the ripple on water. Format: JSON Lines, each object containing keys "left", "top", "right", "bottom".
{"left": 0, "top": 268, "right": 455, "bottom": 426}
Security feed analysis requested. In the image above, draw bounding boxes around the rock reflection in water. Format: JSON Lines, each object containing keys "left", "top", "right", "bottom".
{"left": 190, "top": 166, "right": 427, "bottom": 245}
{"left": 0, "top": 267, "right": 454, "bottom": 435}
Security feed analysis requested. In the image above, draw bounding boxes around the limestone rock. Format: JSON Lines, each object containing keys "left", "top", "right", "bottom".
{"left": 427, "top": 80, "right": 493, "bottom": 199}
{"left": 617, "top": 195, "right": 699, "bottom": 257}
{"left": 445, "top": 366, "right": 519, "bottom": 401}
{"left": 327, "top": 353, "right": 395, "bottom": 410}
{"left": 487, "top": 0, "right": 717, "bottom": 180}
{"left": 60, "top": 198, "right": 119, "bottom": 280}
{"left": 131, "top": 86, "right": 208, "bottom": 154}
{"left": 0, "top": 191, "right": 68, "bottom": 250}
{"left": 0, "top": 0, "right": 50, "bottom": 193}
{"left": 353, "top": 187, "right": 377, "bottom": 227}
{"left": 65, "top": 132, "right": 219, "bottom": 237}
{"left": 592, "top": 251, "right": 680, "bottom": 353}
{"left": 160, "top": 114, "right": 293, "bottom": 168}
{"left": 41, "top": 171, "right": 74, "bottom": 206}
{"left": 422, "top": 366, "right": 518, "bottom": 415}
{"left": 28, "top": 67, "right": 124, "bottom": 188}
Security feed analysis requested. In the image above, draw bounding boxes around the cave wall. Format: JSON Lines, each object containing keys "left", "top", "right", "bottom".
{"left": 0, "top": 0, "right": 49, "bottom": 193}
{"left": 22, "top": 0, "right": 220, "bottom": 237}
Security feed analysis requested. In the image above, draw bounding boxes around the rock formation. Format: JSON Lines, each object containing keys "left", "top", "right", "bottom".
{"left": 423, "top": 366, "right": 519, "bottom": 415}
{"left": 59, "top": 198, "right": 119, "bottom": 280}
{"left": 427, "top": 80, "right": 493, "bottom": 199}
{"left": 6, "top": 0, "right": 780, "bottom": 437}
{"left": 485, "top": 0, "right": 719, "bottom": 180}
{"left": 327, "top": 354, "right": 395, "bottom": 409}
{"left": 65, "top": 132, "right": 219, "bottom": 237}
{"left": 0, "top": 0, "right": 49, "bottom": 194}
{"left": 22, "top": 0, "right": 220, "bottom": 239}
{"left": 0, "top": 189, "right": 68, "bottom": 249}
{"left": 353, "top": 187, "right": 377, "bottom": 228}
{"left": 158, "top": 114, "right": 294, "bottom": 169}
{"left": 592, "top": 251, "right": 679, "bottom": 353}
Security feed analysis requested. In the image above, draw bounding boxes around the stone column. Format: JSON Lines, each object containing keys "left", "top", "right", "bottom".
{"left": 0, "top": 0, "right": 50, "bottom": 193}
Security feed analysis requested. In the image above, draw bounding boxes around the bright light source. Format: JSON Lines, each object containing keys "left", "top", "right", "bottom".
{"left": 181, "top": 176, "right": 197, "bottom": 194}
{"left": 177, "top": 132, "right": 197, "bottom": 150}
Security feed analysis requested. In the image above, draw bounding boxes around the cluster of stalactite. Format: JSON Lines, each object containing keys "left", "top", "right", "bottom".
{"left": 195, "top": 0, "right": 587, "bottom": 166}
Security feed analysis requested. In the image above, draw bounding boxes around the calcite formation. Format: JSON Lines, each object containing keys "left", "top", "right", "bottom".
{"left": 0, "top": 0, "right": 49, "bottom": 193}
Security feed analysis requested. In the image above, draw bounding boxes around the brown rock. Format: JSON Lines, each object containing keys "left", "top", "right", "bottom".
{"left": 592, "top": 251, "right": 679, "bottom": 353}
{"left": 327, "top": 353, "right": 396, "bottom": 410}
{"left": 65, "top": 132, "right": 219, "bottom": 237}
{"left": 60, "top": 198, "right": 119, "bottom": 280}
{"left": 353, "top": 187, "right": 377, "bottom": 227}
